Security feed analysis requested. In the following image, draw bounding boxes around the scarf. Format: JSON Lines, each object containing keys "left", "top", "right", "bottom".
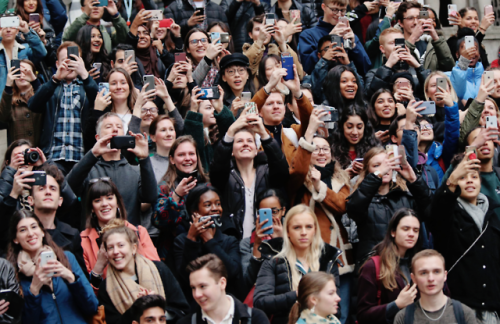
{"left": 136, "top": 27, "right": 160, "bottom": 77}
{"left": 17, "top": 245, "right": 54, "bottom": 277}
{"left": 298, "top": 308, "right": 341, "bottom": 324}
{"left": 106, "top": 254, "right": 165, "bottom": 314}
{"left": 457, "top": 193, "right": 489, "bottom": 231}
{"left": 314, "top": 162, "right": 335, "bottom": 190}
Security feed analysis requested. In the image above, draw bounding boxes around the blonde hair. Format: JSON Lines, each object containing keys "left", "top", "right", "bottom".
{"left": 379, "top": 28, "right": 403, "bottom": 46}
{"left": 423, "top": 72, "right": 459, "bottom": 103}
{"left": 275, "top": 205, "right": 324, "bottom": 290}
{"left": 485, "top": 97, "right": 500, "bottom": 119}
{"left": 101, "top": 219, "right": 138, "bottom": 251}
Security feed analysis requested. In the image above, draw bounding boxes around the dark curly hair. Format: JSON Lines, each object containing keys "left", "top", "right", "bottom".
{"left": 323, "top": 65, "right": 365, "bottom": 113}
{"left": 332, "top": 103, "right": 381, "bottom": 169}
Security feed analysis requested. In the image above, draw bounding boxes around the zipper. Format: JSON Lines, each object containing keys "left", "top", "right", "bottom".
{"left": 52, "top": 292, "right": 64, "bottom": 324}
{"left": 327, "top": 249, "right": 343, "bottom": 273}
{"left": 259, "top": 241, "right": 280, "bottom": 255}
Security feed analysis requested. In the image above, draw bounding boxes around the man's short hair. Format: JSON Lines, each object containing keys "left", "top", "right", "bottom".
{"left": 109, "top": 43, "right": 134, "bottom": 62}
{"left": 130, "top": 295, "right": 166, "bottom": 323}
{"left": 379, "top": 27, "right": 404, "bottom": 46}
{"left": 32, "top": 163, "right": 65, "bottom": 195}
{"left": 396, "top": 1, "right": 423, "bottom": 23}
{"left": 96, "top": 112, "right": 124, "bottom": 135}
{"left": 388, "top": 114, "right": 421, "bottom": 139}
{"left": 57, "top": 42, "right": 81, "bottom": 61}
{"left": 246, "top": 14, "right": 265, "bottom": 35}
{"left": 186, "top": 254, "right": 228, "bottom": 281}
{"left": 323, "top": 0, "right": 347, "bottom": 6}
{"left": 411, "top": 249, "right": 445, "bottom": 272}
{"left": 318, "top": 35, "right": 333, "bottom": 52}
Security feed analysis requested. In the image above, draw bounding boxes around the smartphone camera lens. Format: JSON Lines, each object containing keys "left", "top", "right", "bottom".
{"left": 24, "top": 149, "right": 40, "bottom": 165}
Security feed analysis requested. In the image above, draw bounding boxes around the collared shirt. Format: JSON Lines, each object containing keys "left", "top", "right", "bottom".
{"left": 50, "top": 80, "right": 84, "bottom": 162}
{"left": 201, "top": 296, "right": 234, "bottom": 324}
{"left": 0, "top": 40, "right": 26, "bottom": 69}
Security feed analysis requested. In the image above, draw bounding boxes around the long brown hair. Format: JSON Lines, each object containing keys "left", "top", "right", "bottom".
{"left": 159, "top": 135, "right": 209, "bottom": 192}
{"left": 85, "top": 178, "right": 128, "bottom": 229}
{"left": 12, "top": 60, "right": 36, "bottom": 108}
{"left": 1, "top": 139, "right": 31, "bottom": 172}
{"left": 288, "top": 272, "right": 336, "bottom": 324}
{"left": 16, "top": 0, "right": 44, "bottom": 25}
{"left": 106, "top": 68, "right": 137, "bottom": 112}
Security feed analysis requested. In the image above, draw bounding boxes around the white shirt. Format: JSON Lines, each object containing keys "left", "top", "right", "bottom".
{"left": 201, "top": 296, "right": 235, "bottom": 324}
{"left": 242, "top": 180, "right": 256, "bottom": 239}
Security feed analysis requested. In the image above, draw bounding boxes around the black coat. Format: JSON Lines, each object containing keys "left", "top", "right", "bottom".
{"left": 210, "top": 136, "right": 289, "bottom": 239}
{"left": 346, "top": 174, "right": 432, "bottom": 263}
{"left": 253, "top": 238, "right": 341, "bottom": 324}
{"left": 268, "top": 0, "right": 317, "bottom": 31}
{"left": 427, "top": 183, "right": 500, "bottom": 313}
{"left": 98, "top": 260, "right": 190, "bottom": 324}
{"left": 0, "top": 258, "right": 20, "bottom": 324}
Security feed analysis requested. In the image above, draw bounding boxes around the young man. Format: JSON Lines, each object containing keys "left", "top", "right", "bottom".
{"left": 396, "top": 1, "right": 454, "bottom": 72}
{"left": 298, "top": 0, "right": 371, "bottom": 76}
{"left": 179, "top": 254, "right": 269, "bottom": 324}
{"left": 267, "top": 0, "right": 317, "bottom": 30}
{"left": 27, "top": 42, "right": 99, "bottom": 175}
{"left": 109, "top": 43, "right": 141, "bottom": 89}
{"left": 66, "top": 112, "right": 158, "bottom": 228}
{"left": 394, "top": 250, "right": 477, "bottom": 324}
{"left": 62, "top": 0, "right": 128, "bottom": 53}
{"left": 130, "top": 295, "right": 167, "bottom": 324}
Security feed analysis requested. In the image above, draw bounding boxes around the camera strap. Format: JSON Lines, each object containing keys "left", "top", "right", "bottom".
{"left": 448, "top": 221, "right": 489, "bottom": 273}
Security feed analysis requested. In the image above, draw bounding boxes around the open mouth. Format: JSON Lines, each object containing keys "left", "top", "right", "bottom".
{"left": 27, "top": 238, "right": 38, "bottom": 245}
{"left": 464, "top": 185, "right": 476, "bottom": 192}
{"left": 100, "top": 208, "right": 111, "bottom": 215}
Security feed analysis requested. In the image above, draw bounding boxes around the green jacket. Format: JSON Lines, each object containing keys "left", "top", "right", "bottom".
{"left": 406, "top": 36, "right": 455, "bottom": 72}
{"left": 62, "top": 13, "right": 128, "bottom": 53}
{"left": 459, "top": 99, "right": 484, "bottom": 144}
{"left": 364, "top": 16, "right": 392, "bottom": 70}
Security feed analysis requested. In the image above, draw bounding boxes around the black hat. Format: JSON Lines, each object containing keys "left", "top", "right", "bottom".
{"left": 219, "top": 53, "right": 249, "bottom": 71}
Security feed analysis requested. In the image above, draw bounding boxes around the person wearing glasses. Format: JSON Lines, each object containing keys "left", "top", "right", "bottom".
{"left": 298, "top": 0, "right": 371, "bottom": 76}
{"left": 218, "top": 54, "right": 256, "bottom": 109}
{"left": 80, "top": 177, "right": 159, "bottom": 292}
{"left": 395, "top": 1, "right": 454, "bottom": 72}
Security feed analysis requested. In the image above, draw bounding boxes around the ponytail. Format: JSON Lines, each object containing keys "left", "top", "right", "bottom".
{"left": 288, "top": 302, "right": 302, "bottom": 324}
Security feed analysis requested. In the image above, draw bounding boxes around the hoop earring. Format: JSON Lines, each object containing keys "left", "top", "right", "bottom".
{"left": 91, "top": 212, "right": 97, "bottom": 219}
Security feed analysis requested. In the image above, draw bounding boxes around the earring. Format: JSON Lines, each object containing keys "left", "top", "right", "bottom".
{"left": 117, "top": 208, "right": 120, "bottom": 217}
{"left": 311, "top": 305, "right": 316, "bottom": 314}
{"left": 91, "top": 212, "right": 97, "bottom": 219}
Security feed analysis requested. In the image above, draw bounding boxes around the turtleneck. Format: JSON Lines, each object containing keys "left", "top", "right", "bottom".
{"left": 264, "top": 124, "right": 282, "bottom": 147}
{"left": 151, "top": 153, "right": 170, "bottom": 183}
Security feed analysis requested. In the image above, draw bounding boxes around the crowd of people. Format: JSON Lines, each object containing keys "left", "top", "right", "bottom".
{"left": 0, "top": 0, "right": 498, "bottom": 323}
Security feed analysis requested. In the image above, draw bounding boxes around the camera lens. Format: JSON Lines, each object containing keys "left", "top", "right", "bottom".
{"left": 24, "top": 149, "right": 40, "bottom": 164}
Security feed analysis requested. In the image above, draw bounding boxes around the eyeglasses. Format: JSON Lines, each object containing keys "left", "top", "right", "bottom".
{"left": 271, "top": 208, "right": 283, "bottom": 215}
{"left": 225, "top": 67, "right": 247, "bottom": 76}
{"left": 313, "top": 147, "right": 331, "bottom": 154}
{"left": 189, "top": 38, "right": 208, "bottom": 45}
{"left": 141, "top": 107, "right": 158, "bottom": 114}
{"left": 89, "top": 177, "right": 111, "bottom": 184}
{"left": 398, "top": 125, "right": 420, "bottom": 132}
{"left": 403, "top": 16, "right": 420, "bottom": 21}
{"left": 301, "top": 83, "right": 312, "bottom": 90}
{"left": 420, "top": 124, "right": 433, "bottom": 130}
{"left": 326, "top": 6, "right": 346, "bottom": 15}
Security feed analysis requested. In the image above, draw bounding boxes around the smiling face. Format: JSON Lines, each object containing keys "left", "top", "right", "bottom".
{"left": 343, "top": 115, "right": 364, "bottom": 147}
{"left": 106, "top": 232, "right": 137, "bottom": 271}
{"left": 152, "top": 21, "right": 167, "bottom": 40}
{"left": 461, "top": 9, "right": 479, "bottom": 32}
{"left": 392, "top": 215, "right": 420, "bottom": 255}
{"left": 188, "top": 32, "right": 208, "bottom": 63}
{"left": 321, "top": 1, "right": 346, "bottom": 26}
{"left": 151, "top": 119, "right": 176, "bottom": 151}
{"left": 479, "top": 100, "right": 498, "bottom": 126}
{"left": 109, "top": 71, "right": 130, "bottom": 102}
{"left": 92, "top": 193, "right": 118, "bottom": 226}
{"left": 190, "top": 267, "right": 226, "bottom": 313}
{"left": 140, "top": 101, "right": 159, "bottom": 127}
{"left": 287, "top": 212, "right": 316, "bottom": 252}
{"left": 310, "top": 280, "right": 341, "bottom": 317}
{"left": 137, "top": 26, "right": 151, "bottom": 49}
{"left": 222, "top": 65, "right": 248, "bottom": 93}
{"left": 14, "top": 217, "right": 44, "bottom": 255}
{"left": 311, "top": 137, "right": 331, "bottom": 167}
{"left": 411, "top": 256, "right": 447, "bottom": 297}
{"left": 374, "top": 92, "right": 395, "bottom": 121}
{"left": 170, "top": 142, "right": 197, "bottom": 173}
{"left": 264, "top": 57, "right": 281, "bottom": 81}
{"left": 90, "top": 27, "right": 103, "bottom": 53}
{"left": 419, "top": 120, "right": 434, "bottom": 143}
{"left": 24, "top": 0, "right": 37, "bottom": 13}
{"left": 261, "top": 93, "right": 286, "bottom": 126}
{"left": 339, "top": 71, "right": 358, "bottom": 100}
{"left": 468, "top": 128, "right": 495, "bottom": 162}
{"left": 98, "top": 115, "right": 124, "bottom": 138}
{"left": 197, "top": 190, "right": 222, "bottom": 216}
{"left": 368, "top": 153, "right": 392, "bottom": 184}
{"left": 233, "top": 130, "right": 257, "bottom": 161}
{"left": 457, "top": 171, "right": 481, "bottom": 204}
{"left": 28, "top": 175, "right": 63, "bottom": 212}
{"left": 198, "top": 101, "right": 216, "bottom": 127}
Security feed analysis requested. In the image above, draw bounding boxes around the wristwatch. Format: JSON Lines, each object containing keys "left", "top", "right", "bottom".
{"left": 373, "top": 170, "right": 383, "bottom": 179}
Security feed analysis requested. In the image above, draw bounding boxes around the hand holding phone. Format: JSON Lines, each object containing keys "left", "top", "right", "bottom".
{"left": 39, "top": 251, "right": 56, "bottom": 277}
{"left": 259, "top": 208, "right": 273, "bottom": 235}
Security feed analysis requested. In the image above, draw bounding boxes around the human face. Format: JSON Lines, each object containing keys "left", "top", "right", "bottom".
{"left": 209, "top": 25, "right": 229, "bottom": 50}
{"left": 427, "top": 9, "right": 436, "bottom": 28}
{"left": 106, "top": 233, "right": 137, "bottom": 271}
{"left": 261, "top": 93, "right": 285, "bottom": 126}
{"left": 190, "top": 268, "right": 226, "bottom": 313}
{"left": 98, "top": 116, "right": 124, "bottom": 137}
{"left": 14, "top": 217, "right": 44, "bottom": 256}
{"left": 303, "top": 89, "right": 314, "bottom": 105}
{"left": 223, "top": 65, "right": 248, "bottom": 92}
{"left": 90, "top": 27, "right": 103, "bottom": 53}
{"left": 374, "top": 92, "right": 395, "bottom": 121}
{"left": 135, "top": 306, "right": 166, "bottom": 324}
{"left": 468, "top": 128, "right": 495, "bottom": 162}
{"left": 0, "top": 27, "right": 18, "bottom": 42}
{"left": 426, "top": 75, "right": 449, "bottom": 105}
{"left": 197, "top": 190, "right": 222, "bottom": 216}
{"left": 15, "top": 62, "right": 34, "bottom": 88}
{"left": 412, "top": 256, "right": 447, "bottom": 297}
{"left": 188, "top": 32, "right": 208, "bottom": 63}
{"left": 368, "top": 153, "right": 392, "bottom": 184}
{"left": 311, "top": 137, "right": 331, "bottom": 167}
{"left": 343, "top": 115, "right": 364, "bottom": 147}
{"left": 259, "top": 196, "right": 285, "bottom": 220}
{"left": 339, "top": 71, "right": 358, "bottom": 100}
{"left": 287, "top": 212, "right": 316, "bottom": 252}
{"left": 170, "top": 142, "right": 197, "bottom": 173}
{"left": 321, "top": 2, "right": 347, "bottom": 26}
{"left": 173, "top": 73, "right": 188, "bottom": 89}
{"left": 137, "top": 26, "right": 151, "bottom": 49}
{"left": 92, "top": 193, "right": 118, "bottom": 226}
{"left": 457, "top": 171, "right": 481, "bottom": 204}
{"left": 419, "top": 120, "right": 434, "bottom": 143}
{"left": 151, "top": 119, "right": 176, "bottom": 151}
{"left": 264, "top": 57, "right": 281, "bottom": 81}
{"left": 24, "top": 0, "right": 37, "bottom": 13}
{"left": 458, "top": 41, "right": 479, "bottom": 67}
{"left": 112, "top": 50, "right": 127, "bottom": 69}
{"left": 86, "top": 0, "right": 104, "bottom": 20}
{"left": 198, "top": 101, "right": 216, "bottom": 127}
{"left": 479, "top": 100, "right": 498, "bottom": 126}
{"left": 109, "top": 71, "right": 130, "bottom": 102}
{"left": 379, "top": 32, "right": 403, "bottom": 58}
{"left": 249, "top": 21, "right": 271, "bottom": 44}
{"left": 311, "top": 280, "right": 341, "bottom": 317}
{"left": 141, "top": 101, "right": 159, "bottom": 127}
{"left": 461, "top": 10, "right": 479, "bottom": 32}
{"left": 233, "top": 131, "right": 257, "bottom": 160}
{"left": 392, "top": 216, "right": 419, "bottom": 255}
{"left": 29, "top": 175, "right": 63, "bottom": 212}
{"left": 400, "top": 8, "right": 421, "bottom": 37}
{"left": 152, "top": 21, "right": 167, "bottom": 40}
{"left": 10, "top": 144, "right": 31, "bottom": 171}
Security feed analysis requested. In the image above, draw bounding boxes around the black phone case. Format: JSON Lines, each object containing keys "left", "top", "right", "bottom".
{"left": 0, "top": 290, "right": 23, "bottom": 318}
{"left": 200, "top": 87, "right": 220, "bottom": 100}
{"left": 11, "top": 59, "right": 20, "bottom": 72}
{"left": 110, "top": 136, "right": 136, "bottom": 149}
{"left": 67, "top": 47, "right": 79, "bottom": 60}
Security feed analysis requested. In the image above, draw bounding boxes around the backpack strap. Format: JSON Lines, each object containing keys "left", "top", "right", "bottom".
{"left": 451, "top": 299, "right": 466, "bottom": 324}
{"left": 192, "top": 313, "right": 197, "bottom": 324}
{"left": 371, "top": 256, "right": 382, "bottom": 305}
{"left": 404, "top": 303, "right": 416, "bottom": 324}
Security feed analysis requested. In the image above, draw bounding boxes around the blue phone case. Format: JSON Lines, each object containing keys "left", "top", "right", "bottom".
{"left": 281, "top": 56, "right": 294, "bottom": 81}
{"left": 211, "top": 32, "right": 220, "bottom": 44}
{"left": 259, "top": 208, "right": 273, "bottom": 235}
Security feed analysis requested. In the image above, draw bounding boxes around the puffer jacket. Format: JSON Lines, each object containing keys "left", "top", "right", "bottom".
{"left": 163, "top": 0, "right": 228, "bottom": 39}
{"left": 0, "top": 258, "right": 20, "bottom": 324}
{"left": 268, "top": 0, "right": 317, "bottom": 30}
{"left": 253, "top": 238, "right": 341, "bottom": 324}
{"left": 446, "top": 59, "right": 484, "bottom": 102}
{"left": 210, "top": 136, "right": 289, "bottom": 239}
{"left": 346, "top": 174, "right": 432, "bottom": 263}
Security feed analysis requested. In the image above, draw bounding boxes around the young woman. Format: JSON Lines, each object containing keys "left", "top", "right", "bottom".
{"left": 254, "top": 205, "right": 341, "bottom": 324}
{"left": 323, "top": 65, "right": 365, "bottom": 114}
{"left": 98, "top": 219, "right": 190, "bottom": 324}
{"left": 172, "top": 185, "right": 242, "bottom": 302}
{"left": 346, "top": 147, "right": 431, "bottom": 266}
{"left": 0, "top": 60, "right": 42, "bottom": 146}
{"left": 392, "top": 74, "right": 416, "bottom": 105}
{"left": 150, "top": 18, "right": 183, "bottom": 62}
{"left": 289, "top": 272, "right": 341, "bottom": 324}
{"left": 149, "top": 115, "right": 177, "bottom": 182}
{"left": 219, "top": 53, "right": 255, "bottom": 107}
{"left": 368, "top": 89, "right": 398, "bottom": 145}
{"left": 207, "top": 21, "right": 235, "bottom": 54}
{"left": 257, "top": 54, "right": 281, "bottom": 90}
{"left": 75, "top": 26, "right": 112, "bottom": 83}
{"left": 80, "top": 178, "right": 160, "bottom": 291}
{"left": 331, "top": 104, "right": 380, "bottom": 178}
{"left": 357, "top": 208, "right": 422, "bottom": 324}
{"left": 165, "top": 60, "right": 196, "bottom": 118}
{"left": 7, "top": 210, "right": 98, "bottom": 324}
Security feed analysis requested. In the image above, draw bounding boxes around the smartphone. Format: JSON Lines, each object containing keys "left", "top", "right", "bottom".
{"left": 265, "top": 13, "right": 275, "bottom": 25}
{"left": 319, "top": 105, "right": 339, "bottom": 122}
{"left": 96, "top": 0, "right": 108, "bottom": 7}
{"left": 395, "top": 38, "right": 405, "bottom": 48}
{"left": 465, "top": 36, "right": 474, "bottom": 49}
{"left": 241, "top": 92, "right": 252, "bottom": 103}
{"left": 419, "top": 10, "right": 429, "bottom": 19}
{"left": 436, "top": 78, "right": 447, "bottom": 93}
{"left": 484, "top": 71, "right": 495, "bottom": 94}
{"left": 110, "top": 135, "right": 136, "bottom": 149}
{"left": 199, "top": 87, "right": 220, "bottom": 100}
{"left": 419, "top": 101, "right": 436, "bottom": 115}
{"left": 385, "top": 144, "right": 398, "bottom": 159}
{"left": 196, "top": 7, "right": 204, "bottom": 16}
{"left": 175, "top": 52, "right": 186, "bottom": 63}
{"left": 259, "top": 208, "right": 273, "bottom": 235}
{"left": 220, "top": 32, "right": 230, "bottom": 44}
{"left": 338, "top": 16, "right": 349, "bottom": 26}
{"left": 123, "top": 50, "right": 135, "bottom": 64}
{"left": 29, "top": 13, "right": 40, "bottom": 23}
{"left": 99, "top": 82, "right": 109, "bottom": 96}
{"left": 281, "top": 55, "right": 294, "bottom": 81}
{"left": 485, "top": 5, "right": 494, "bottom": 15}
{"left": 143, "top": 75, "right": 155, "bottom": 92}
{"left": 330, "top": 35, "right": 343, "bottom": 51}
{"left": 92, "top": 62, "right": 102, "bottom": 72}
{"left": 199, "top": 215, "right": 220, "bottom": 228}
{"left": 0, "top": 16, "right": 20, "bottom": 28}
{"left": 448, "top": 4, "right": 458, "bottom": 17}
{"left": 354, "top": 158, "right": 364, "bottom": 163}
{"left": 245, "top": 102, "right": 258, "bottom": 114}
{"left": 465, "top": 145, "right": 477, "bottom": 160}
{"left": 397, "top": 80, "right": 409, "bottom": 89}
{"left": 25, "top": 171, "right": 47, "bottom": 186}
{"left": 11, "top": 59, "right": 20, "bottom": 73}
{"left": 67, "top": 46, "right": 79, "bottom": 61}
{"left": 290, "top": 10, "right": 301, "bottom": 24}
{"left": 40, "top": 251, "right": 56, "bottom": 277}
{"left": 210, "top": 32, "right": 221, "bottom": 44}
{"left": 145, "top": 10, "right": 163, "bottom": 21}
{"left": 159, "top": 18, "right": 174, "bottom": 28}
{"left": 398, "top": 145, "right": 407, "bottom": 166}
{"left": 486, "top": 115, "right": 498, "bottom": 129}
{"left": 187, "top": 170, "right": 198, "bottom": 183}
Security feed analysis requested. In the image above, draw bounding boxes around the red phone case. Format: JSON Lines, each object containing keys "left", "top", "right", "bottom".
{"left": 159, "top": 18, "right": 173, "bottom": 28}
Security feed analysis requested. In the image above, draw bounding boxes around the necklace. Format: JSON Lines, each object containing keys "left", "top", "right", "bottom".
{"left": 419, "top": 298, "right": 448, "bottom": 321}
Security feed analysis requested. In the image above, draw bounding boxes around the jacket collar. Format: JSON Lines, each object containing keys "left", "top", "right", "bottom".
{"left": 317, "top": 17, "right": 335, "bottom": 30}
{"left": 0, "top": 40, "right": 25, "bottom": 56}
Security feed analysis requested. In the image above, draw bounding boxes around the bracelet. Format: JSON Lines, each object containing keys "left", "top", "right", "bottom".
{"left": 263, "top": 86, "right": 270, "bottom": 95}
{"left": 91, "top": 270, "right": 102, "bottom": 278}
{"left": 173, "top": 191, "right": 182, "bottom": 198}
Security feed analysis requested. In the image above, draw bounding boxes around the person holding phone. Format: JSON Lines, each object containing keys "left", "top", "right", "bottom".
{"left": 357, "top": 208, "right": 422, "bottom": 324}
{"left": 367, "top": 89, "right": 398, "bottom": 145}
{"left": 173, "top": 185, "right": 242, "bottom": 304}
{"left": 75, "top": 26, "right": 112, "bottom": 84}
{"left": 323, "top": 65, "right": 366, "bottom": 114}
{"left": 7, "top": 210, "right": 98, "bottom": 324}
{"left": 218, "top": 54, "right": 255, "bottom": 108}
{"left": 165, "top": 59, "right": 196, "bottom": 118}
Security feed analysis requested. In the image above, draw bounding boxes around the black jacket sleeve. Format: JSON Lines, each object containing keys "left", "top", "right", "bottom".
{"left": 66, "top": 150, "right": 99, "bottom": 197}
{"left": 209, "top": 139, "right": 233, "bottom": 193}
{"left": 138, "top": 157, "right": 158, "bottom": 204}
{"left": 155, "top": 261, "right": 191, "bottom": 316}
{"left": 406, "top": 175, "right": 432, "bottom": 220}
{"left": 365, "top": 65, "right": 393, "bottom": 99}
{"left": 261, "top": 136, "right": 289, "bottom": 187}
{"left": 346, "top": 173, "right": 382, "bottom": 224}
